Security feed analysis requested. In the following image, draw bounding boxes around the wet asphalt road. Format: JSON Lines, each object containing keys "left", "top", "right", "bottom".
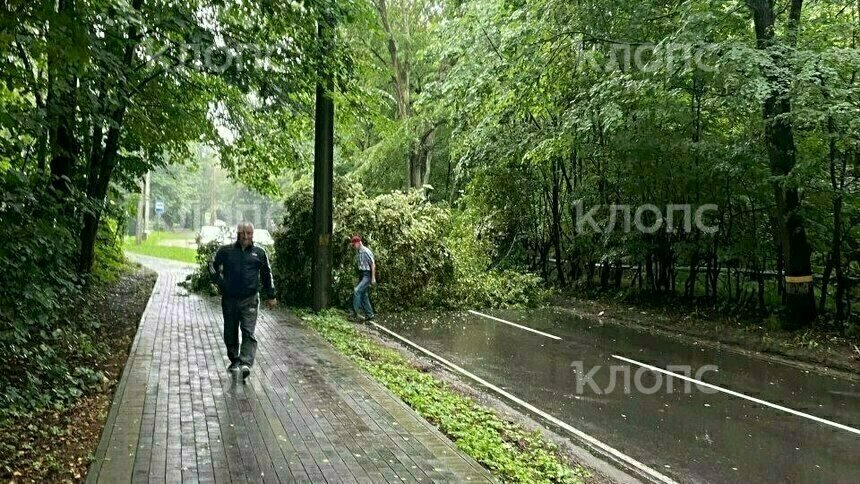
{"left": 377, "top": 308, "right": 860, "bottom": 483}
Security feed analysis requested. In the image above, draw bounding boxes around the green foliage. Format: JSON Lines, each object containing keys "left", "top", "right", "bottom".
{"left": 332, "top": 182, "right": 456, "bottom": 309}
{"left": 182, "top": 240, "right": 223, "bottom": 296}
{"left": 92, "top": 218, "right": 127, "bottom": 283}
{"left": 305, "top": 311, "right": 588, "bottom": 483}
{"left": 444, "top": 212, "right": 549, "bottom": 308}
{"left": 272, "top": 179, "right": 546, "bottom": 310}
{"left": 407, "top": 0, "right": 860, "bottom": 328}
{"left": 0, "top": 171, "right": 128, "bottom": 420}
{"left": 271, "top": 178, "right": 315, "bottom": 305}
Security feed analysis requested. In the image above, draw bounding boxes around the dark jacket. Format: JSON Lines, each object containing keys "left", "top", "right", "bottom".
{"left": 209, "top": 242, "right": 275, "bottom": 300}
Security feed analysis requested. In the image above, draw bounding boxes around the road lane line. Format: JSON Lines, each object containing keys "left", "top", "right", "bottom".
{"left": 467, "top": 310, "right": 562, "bottom": 340}
{"left": 612, "top": 354, "right": 860, "bottom": 436}
{"left": 368, "top": 321, "right": 678, "bottom": 484}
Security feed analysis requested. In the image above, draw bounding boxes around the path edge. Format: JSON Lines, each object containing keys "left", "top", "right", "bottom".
{"left": 85, "top": 271, "right": 160, "bottom": 483}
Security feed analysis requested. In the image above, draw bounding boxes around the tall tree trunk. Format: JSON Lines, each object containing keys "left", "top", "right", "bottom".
{"left": 312, "top": 18, "right": 336, "bottom": 312}
{"left": 748, "top": 0, "right": 816, "bottom": 327}
{"left": 409, "top": 127, "right": 437, "bottom": 189}
{"left": 47, "top": 0, "right": 80, "bottom": 196}
{"left": 645, "top": 254, "right": 654, "bottom": 292}
{"left": 78, "top": 0, "right": 145, "bottom": 274}
{"left": 78, "top": 108, "right": 127, "bottom": 273}
{"left": 757, "top": 264, "right": 766, "bottom": 310}
{"left": 826, "top": 111, "right": 848, "bottom": 320}
{"left": 373, "top": 0, "right": 430, "bottom": 189}
{"left": 686, "top": 249, "right": 700, "bottom": 299}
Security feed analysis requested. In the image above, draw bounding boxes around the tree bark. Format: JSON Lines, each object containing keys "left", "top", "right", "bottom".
{"left": 748, "top": 0, "right": 816, "bottom": 327}
{"left": 78, "top": 0, "right": 144, "bottom": 274}
{"left": 47, "top": 0, "right": 80, "bottom": 196}
{"left": 78, "top": 107, "right": 127, "bottom": 273}
{"left": 550, "top": 158, "right": 566, "bottom": 285}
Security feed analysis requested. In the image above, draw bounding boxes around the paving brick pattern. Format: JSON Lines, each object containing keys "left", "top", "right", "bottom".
{"left": 87, "top": 256, "right": 493, "bottom": 483}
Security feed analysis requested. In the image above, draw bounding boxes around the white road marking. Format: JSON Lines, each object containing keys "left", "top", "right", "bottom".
{"left": 612, "top": 354, "right": 860, "bottom": 437}
{"left": 467, "top": 310, "right": 562, "bottom": 340}
{"left": 369, "top": 321, "right": 678, "bottom": 484}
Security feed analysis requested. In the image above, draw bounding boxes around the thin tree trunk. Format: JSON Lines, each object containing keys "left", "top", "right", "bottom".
{"left": 757, "top": 264, "right": 766, "bottom": 310}
{"left": 820, "top": 253, "right": 832, "bottom": 312}
{"left": 551, "top": 158, "right": 566, "bottom": 285}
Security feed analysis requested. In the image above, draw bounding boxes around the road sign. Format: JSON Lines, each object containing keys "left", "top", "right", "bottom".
{"left": 155, "top": 201, "right": 165, "bottom": 215}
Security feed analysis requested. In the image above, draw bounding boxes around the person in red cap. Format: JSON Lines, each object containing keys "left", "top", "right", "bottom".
{"left": 350, "top": 235, "right": 376, "bottom": 321}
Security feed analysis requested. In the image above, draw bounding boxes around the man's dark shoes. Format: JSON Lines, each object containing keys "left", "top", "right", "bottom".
{"left": 227, "top": 362, "right": 241, "bottom": 372}
{"left": 365, "top": 315, "right": 375, "bottom": 322}
{"left": 240, "top": 365, "right": 251, "bottom": 381}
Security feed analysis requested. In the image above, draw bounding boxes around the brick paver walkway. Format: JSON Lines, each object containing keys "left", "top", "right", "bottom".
{"left": 87, "top": 255, "right": 493, "bottom": 483}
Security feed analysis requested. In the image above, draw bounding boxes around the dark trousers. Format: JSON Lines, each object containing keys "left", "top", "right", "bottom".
{"left": 222, "top": 293, "right": 259, "bottom": 366}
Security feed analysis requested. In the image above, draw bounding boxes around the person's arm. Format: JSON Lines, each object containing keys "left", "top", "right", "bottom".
{"left": 260, "top": 248, "right": 277, "bottom": 307}
{"left": 209, "top": 247, "right": 225, "bottom": 290}
{"left": 370, "top": 256, "right": 376, "bottom": 285}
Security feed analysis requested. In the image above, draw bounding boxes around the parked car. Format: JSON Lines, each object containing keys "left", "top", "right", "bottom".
{"left": 197, "top": 225, "right": 231, "bottom": 245}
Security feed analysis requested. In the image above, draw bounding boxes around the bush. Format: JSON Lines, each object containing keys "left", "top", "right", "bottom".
{"left": 272, "top": 178, "right": 314, "bottom": 306}
{"left": 443, "top": 211, "right": 548, "bottom": 308}
{"left": 0, "top": 171, "right": 126, "bottom": 419}
{"left": 182, "top": 240, "right": 222, "bottom": 296}
{"left": 92, "top": 218, "right": 127, "bottom": 283}
{"left": 272, "top": 178, "right": 546, "bottom": 311}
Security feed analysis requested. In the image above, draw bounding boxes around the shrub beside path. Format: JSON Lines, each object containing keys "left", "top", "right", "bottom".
{"left": 87, "top": 254, "right": 492, "bottom": 483}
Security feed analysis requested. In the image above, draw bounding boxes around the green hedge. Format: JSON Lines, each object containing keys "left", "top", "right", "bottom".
{"left": 273, "top": 178, "right": 546, "bottom": 311}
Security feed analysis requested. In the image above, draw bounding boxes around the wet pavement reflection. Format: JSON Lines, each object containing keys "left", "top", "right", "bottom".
{"left": 379, "top": 308, "right": 860, "bottom": 483}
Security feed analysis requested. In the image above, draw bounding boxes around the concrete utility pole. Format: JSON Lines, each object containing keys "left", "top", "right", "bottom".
{"left": 144, "top": 171, "right": 151, "bottom": 238}
{"left": 311, "top": 16, "right": 335, "bottom": 312}
{"left": 135, "top": 175, "right": 146, "bottom": 244}
{"left": 135, "top": 171, "right": 151, "bottom": 243}
{"left": 210, "top": 163, "right": 217, "bottom": 225}
{"left": 136, "top": 170, "right": 151, "bottom": 242}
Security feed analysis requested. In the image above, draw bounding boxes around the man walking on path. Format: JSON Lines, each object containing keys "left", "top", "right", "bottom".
{"left": 210, "top": 222, "right": 276, "bottom": 380}
{"left": 351, "top": 235, "right": 376, "bottom": 321}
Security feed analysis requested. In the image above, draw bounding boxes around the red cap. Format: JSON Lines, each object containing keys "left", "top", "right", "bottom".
{"left": 350, "top": 235, "right": 361, "bottom": 244}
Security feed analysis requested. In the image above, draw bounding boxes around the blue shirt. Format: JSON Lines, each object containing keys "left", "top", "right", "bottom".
{"left": 356, "top": 246, "right": 375, "bottom": 272}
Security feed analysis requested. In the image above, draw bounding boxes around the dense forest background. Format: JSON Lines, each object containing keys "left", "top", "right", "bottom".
{"left": 2, "top": 0, "right": 859, "bottom": 431}
{"left": 329, "top": 0, "right": 860, "bottom": 332}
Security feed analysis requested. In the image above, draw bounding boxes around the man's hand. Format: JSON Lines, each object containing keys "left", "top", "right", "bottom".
{"left": 371, "top": 277, "right": 377, "bottom": 286}
{"left": 265, "top": 298, "right": 277, "bottom": 309}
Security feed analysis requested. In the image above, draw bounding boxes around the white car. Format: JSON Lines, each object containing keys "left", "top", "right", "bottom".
{"left": 197, "top": 225, "right": 231, "bottom": 245}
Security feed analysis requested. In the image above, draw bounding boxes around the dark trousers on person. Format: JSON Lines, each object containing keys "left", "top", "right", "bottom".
{"left": 222, "top": 293, "right": 259, "bottom": 366}
{"left": 353, "top": 270, "right": 374, "bottom": 318}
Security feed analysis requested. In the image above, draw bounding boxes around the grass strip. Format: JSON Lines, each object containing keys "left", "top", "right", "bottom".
{"left": 303, "top": 311, "right": 589, "bottom": 483}
{"left": 122, "top": 233, "right": 196, "bottom": 263}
